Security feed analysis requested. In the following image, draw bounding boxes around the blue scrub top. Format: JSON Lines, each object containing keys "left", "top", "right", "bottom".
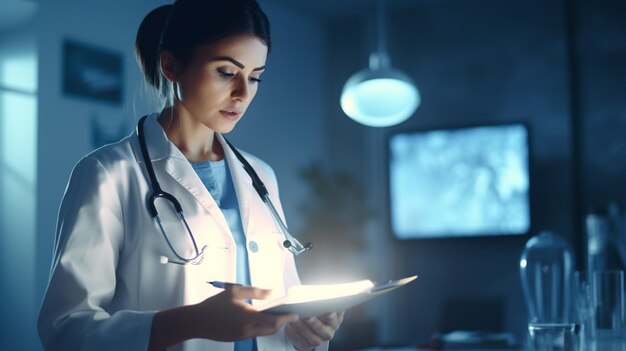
{"left": 191, "top": 159, "right": 256, "bottom": 351}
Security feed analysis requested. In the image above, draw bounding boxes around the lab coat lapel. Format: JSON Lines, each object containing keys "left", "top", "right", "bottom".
{"left": 218, "top": 134, "right": 253, "bottom": 235}
{"left": 136, "top": 115, "right": 231, "bottom": 236}
{"left": 164, "top": 158, "right": 230, "bottom": 230}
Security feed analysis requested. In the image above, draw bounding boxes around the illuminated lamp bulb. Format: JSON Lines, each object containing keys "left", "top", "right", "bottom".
{"left": 340, "top": 52, "right": 420, "bottom": 127}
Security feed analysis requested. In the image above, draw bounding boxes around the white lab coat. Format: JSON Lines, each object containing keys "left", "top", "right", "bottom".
{"left": 38, "top": 114, "right": 328, "bottom": 351}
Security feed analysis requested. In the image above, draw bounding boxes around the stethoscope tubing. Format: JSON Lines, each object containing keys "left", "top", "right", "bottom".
{"left": 136, "top": 115, "right": 311, "bottom": 263}
{"left": 221, "top": 137, "right": 312, "bottom": 255}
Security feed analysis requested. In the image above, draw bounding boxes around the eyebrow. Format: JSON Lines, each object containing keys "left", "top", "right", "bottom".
{"left": 212, "top": 56, "right": 265, "bottom": 71}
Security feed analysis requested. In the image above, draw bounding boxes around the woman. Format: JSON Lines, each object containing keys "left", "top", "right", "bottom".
{"left": 37, "top": 1, "right": 343, "bottom": 350}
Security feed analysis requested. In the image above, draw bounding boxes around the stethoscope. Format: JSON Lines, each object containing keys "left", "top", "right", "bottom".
{"left": 137, "top": 116, "right": 312, "bottom": 265}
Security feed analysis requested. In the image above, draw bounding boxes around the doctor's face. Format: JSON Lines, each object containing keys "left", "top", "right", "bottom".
{"left": 171, "top": 34, "right": 268, "bottom": 133}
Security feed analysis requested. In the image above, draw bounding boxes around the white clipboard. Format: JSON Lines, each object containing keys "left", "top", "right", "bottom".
{"left": 256, "top": 275, "right": 417, "bottom": 318}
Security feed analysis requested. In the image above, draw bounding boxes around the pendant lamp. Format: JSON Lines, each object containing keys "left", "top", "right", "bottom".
{"left": 340, "top": 0, "right": 420, "bottom": 127}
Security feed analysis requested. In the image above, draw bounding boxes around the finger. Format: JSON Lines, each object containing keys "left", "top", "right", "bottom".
{"left": 252, "top": 313, "right": 299, "bottom": 337}
{"left": 322, "top": 311, "right": 345, "bottom": 329}
{"left": 255, "top": 313, "right": 299, "bottom": 330}
{"left": 337, "top": 311, "right": 345, "bottom": 324}
{"left": 285, "top": 323, "right": 305, "bottom": 348}
{"left": 289, "top": 319, "right": 325, "bottom": 347}
{"left": 318, "top": 312, "right": 336, "bottom": 324}
{"left": 275, "top": 313, "right": 300, "bottom": 326}
{"left": 229, "top": 285, "right": 272, "bottom": 300}
{"left": 286, "top": 322, "right": 321, "bottom": 350}
{"left": 302, "top": 316, "right": 336, "bottom": 341}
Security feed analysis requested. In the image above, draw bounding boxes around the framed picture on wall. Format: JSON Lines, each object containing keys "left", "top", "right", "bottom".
{"left": 62, "top": 39, "right": 123, "bottom": 105}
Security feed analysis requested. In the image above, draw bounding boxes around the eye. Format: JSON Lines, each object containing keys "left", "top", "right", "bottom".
{"left": 249, "top": 77, "right": 263, "bottom": 83}
{"left": 217, "top": 69, "right": 235, "bottom": 78}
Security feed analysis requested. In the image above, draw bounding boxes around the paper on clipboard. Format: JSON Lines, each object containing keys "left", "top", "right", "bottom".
{"left": 256, "top": 275, "right": 417, "bottom": 318}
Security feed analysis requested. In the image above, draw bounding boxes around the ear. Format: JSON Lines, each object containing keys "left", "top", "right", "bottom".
{"left": 159, "top": 51, "right": 179, "bottom": 82}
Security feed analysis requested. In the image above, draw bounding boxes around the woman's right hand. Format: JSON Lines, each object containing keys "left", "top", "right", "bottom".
{"left": 191, "top": 285, "right": 299, "bottom": 341}
{"left": 149, "top": 285, "right": 299, "bottom": 350}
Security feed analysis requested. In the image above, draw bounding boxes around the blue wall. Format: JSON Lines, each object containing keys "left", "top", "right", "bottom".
{"left": 0, "top": 8, "right": 38, "bottom": 350}
{"left": 578, "top": 0, "right": 626, "bottom": 210}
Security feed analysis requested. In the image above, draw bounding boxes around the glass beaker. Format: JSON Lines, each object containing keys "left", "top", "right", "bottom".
{"left": 590, "top": 270, "right": 626, "bottom": 351}
{"left": 573, "top": 271, "right": 593, "bottom": 349}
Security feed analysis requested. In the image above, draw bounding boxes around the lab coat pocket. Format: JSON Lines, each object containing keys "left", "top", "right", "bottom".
{"left": 248, "top": 232, "right": 287, "bottom": 295}
{"left": 201, "top": 241, "right": 234, "bottom": 283}
{"left": 178, "top": 240, "right": 234, "bottom": 305}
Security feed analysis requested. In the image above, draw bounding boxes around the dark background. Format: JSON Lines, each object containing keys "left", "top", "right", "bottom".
{"left": 305, "top": 0, "right": 626, "bottom": 347}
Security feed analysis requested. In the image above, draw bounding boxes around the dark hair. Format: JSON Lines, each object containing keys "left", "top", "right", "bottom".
{"left": 135, "top": 0, "right": 271, "bottom": 101}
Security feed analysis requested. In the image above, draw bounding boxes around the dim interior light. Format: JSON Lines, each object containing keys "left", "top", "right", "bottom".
{"left": 339, "top": 0, "right": 421, "bottom": 127}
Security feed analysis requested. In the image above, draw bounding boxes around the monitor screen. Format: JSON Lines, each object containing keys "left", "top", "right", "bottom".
{"left": 388, "top": 124, "right": 530, "bottom": 239}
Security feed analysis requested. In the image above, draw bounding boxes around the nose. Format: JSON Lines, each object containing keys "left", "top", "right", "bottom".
{"left": 231, "top": 76, "right": 249, "bottom": 102}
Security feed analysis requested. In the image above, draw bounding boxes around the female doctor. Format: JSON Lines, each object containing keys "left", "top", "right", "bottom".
{"left": 37, "top": 0, "right": 344, "bottom": 350}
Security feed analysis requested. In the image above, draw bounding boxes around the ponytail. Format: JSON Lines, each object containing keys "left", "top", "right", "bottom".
{"left": 135, "top": 5, "right": 172, "bottom": 97}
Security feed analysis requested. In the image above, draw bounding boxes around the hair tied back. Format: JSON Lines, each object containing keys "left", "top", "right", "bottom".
{"left": 135, "top": 4, "right": 173, "bottom": 91}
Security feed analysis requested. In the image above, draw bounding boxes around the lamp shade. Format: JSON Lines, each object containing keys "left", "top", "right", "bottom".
{"left": 340, "top": 66, "right": 420, "bottom": 127}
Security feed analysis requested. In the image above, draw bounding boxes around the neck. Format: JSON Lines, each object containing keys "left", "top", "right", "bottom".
{"left": 158, "top": 106, "right": 224, "bottom": 162}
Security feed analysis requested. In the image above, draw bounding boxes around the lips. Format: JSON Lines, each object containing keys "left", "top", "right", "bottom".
{"left": 220, "top": 109, "right": 243, "bottom": 121}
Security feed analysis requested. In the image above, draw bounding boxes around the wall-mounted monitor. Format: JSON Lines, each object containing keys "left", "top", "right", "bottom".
{"left": 388, "top": 123, "right": 530, "bottom": 239}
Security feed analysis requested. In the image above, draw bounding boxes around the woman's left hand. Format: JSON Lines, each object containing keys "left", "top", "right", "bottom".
{"left": 285, "top": 311, "right": 345, "bottom": 351}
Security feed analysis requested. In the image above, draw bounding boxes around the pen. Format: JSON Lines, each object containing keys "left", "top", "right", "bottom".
{"left": 207, "top": 281, "right": 241, "bottom": 289}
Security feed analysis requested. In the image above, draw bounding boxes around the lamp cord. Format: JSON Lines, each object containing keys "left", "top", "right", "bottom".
{"left": 371, "top": 0, "right": 391, "bottom": 70}
{"left": 377, "top": 0, "right": 386, "bottom": 57}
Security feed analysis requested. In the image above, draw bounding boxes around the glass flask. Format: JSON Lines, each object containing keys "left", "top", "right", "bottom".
{"left": 520, "top": 231, "right": 575, "bottom": 323}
